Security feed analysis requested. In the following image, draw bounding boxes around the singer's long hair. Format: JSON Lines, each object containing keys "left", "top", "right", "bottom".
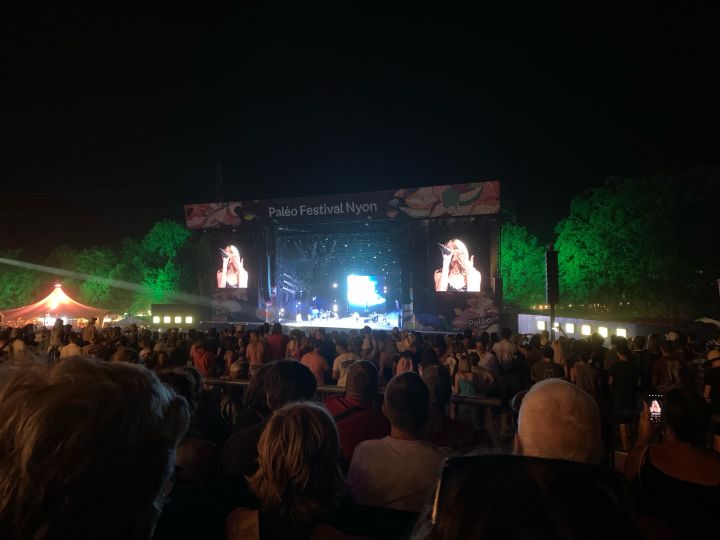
{"left": 226, "top": 245, "right": 241, "bottom": 274}
{"left": 446, "top": 239, "right": 470, "bottom": 275}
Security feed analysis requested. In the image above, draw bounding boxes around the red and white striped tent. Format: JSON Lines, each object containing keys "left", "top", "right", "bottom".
{"left": 0, "top": 284, "right": 110, "bottom": 325}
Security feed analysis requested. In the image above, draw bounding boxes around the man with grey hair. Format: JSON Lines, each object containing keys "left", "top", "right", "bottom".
{"left": 515, "top": 378, "right": 604, "bottom": 464}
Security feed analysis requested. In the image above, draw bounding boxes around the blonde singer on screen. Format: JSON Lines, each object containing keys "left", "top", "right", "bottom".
{"left": 217, "top": 245, "right": 248, "bottom": 288}
{"left": 434, "top": 239, "right": 481, "bottom": 292}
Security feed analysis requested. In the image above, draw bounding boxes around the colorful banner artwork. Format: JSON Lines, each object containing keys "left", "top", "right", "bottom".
{"left": 184, "top": 181, "right": 500, "bottom": 229}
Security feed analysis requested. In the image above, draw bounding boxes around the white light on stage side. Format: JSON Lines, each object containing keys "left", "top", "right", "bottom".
{"left": 616, "top": 328, "right": 627, "bottom": 338}
{"left": 536, "top": 320, "right": 546, "bottom": 331}
{"left": 332, "top": 282, "right": 338, "bottom": 288}
{"left": 153, "top": 316, "right": 160, "bottom": 324}
{"left": 598, "top": 326, "right": 608, "bottom": 338}
{"left": 565, "top": 323, "right": 575, "bottom": 334}
{"left": 163, "top": 316, "right": 171, "bottom": 324}
{"left": 333, "top": 304, "right": 338, "bottom": 312}
{"left": 581, "top": 324, "right": 592, "bottom": 336}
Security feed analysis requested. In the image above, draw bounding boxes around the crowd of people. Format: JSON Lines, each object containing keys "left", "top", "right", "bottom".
{"left": 0, "top": 318, "right": 719, "bottom": 539}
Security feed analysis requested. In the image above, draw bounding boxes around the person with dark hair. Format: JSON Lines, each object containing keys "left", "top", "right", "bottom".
{"left": 190, "top": 340, "right": 214, "bottom": 378}
{"left": 232, "top": 362, "right": 274, "bottom": 432}
{"left": 220, "top": 360, "right": 317, "bottom": 488}
{"left": 0, "top": 357, "right": 189, "bottom": 540}
{"left": 325, "top": 361, "right": 390, "bottom": 465}
{"left": 421, "top": 365, "right": 480, "bottom": 452}
{"left": 59, "top": 331, "right": 82, "bottom": 358}
{"left": 418, "top": 347, "right": 440, "bottom": 375}
{"left": 347, "top": 372, "right": 452, "bottom": 513}
{"left": 704, "top": 349, "right": 720, "bottom": 451}
{"left": 301, "top": 339, "right": 330, "bottom": 386}
{"left": 625, "top": 389, "right": 720, "bottom": 537}
{"left": 608, "top": 343, "right": 640, "bottom": 415}
{"left": 530, "top": 346, "right": 564, "bottom": 384}
{"left": 265, "top": 322, "right": 289, "bottom": 361}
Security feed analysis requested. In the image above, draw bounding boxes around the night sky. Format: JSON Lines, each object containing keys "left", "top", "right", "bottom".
{"left": 2, "top": 7, "right": 719, "bottom": 256}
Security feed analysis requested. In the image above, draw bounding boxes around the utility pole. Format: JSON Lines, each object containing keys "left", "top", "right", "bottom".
{"left": 546, "top": 246, "right": 559, "bottom": 341}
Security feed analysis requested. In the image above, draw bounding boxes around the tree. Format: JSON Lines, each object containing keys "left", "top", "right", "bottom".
{"left": 75, "top": 247, "right": 117, "bottom": 306}
{"left": 0, "top": 250, "right": 41, "bottom": 309}
{"left": 499, "top": 223, "right": 546, "bottom": 307}
{"left": 554, "top": 176, "right": 691, "bottom": 316}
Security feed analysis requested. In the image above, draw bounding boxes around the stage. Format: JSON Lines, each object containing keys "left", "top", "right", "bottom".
{"left": 283, "top": 311, "right": 400, "bottom": 331}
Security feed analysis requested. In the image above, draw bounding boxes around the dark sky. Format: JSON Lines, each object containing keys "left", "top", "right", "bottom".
{"left": 2, "top": 6, "right": 719, "bottom": 256}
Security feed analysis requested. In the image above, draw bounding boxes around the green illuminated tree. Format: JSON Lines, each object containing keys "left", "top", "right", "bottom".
{"left": 499, "top": 223, "right": 546, "bottom": 307}
{"left": 554, "top": 176, "right": 689, "bottom": 316}
{"left": 0, "top": 250, "right": 41, "bottom": 309}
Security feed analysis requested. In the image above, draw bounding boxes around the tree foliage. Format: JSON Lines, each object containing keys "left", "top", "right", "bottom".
{"left": 499, "top": 224, "right": 546, "bottom": 307}
{"left": 554, "top": 175, "right": 716, "bottom": 317}
{"left": 0, "top": 250, "right": 41, "bottom": 309}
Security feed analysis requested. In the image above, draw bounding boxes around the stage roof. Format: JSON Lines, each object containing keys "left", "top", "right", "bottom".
{"left": 1, "top": 284, "right": 110, "bottom": 322}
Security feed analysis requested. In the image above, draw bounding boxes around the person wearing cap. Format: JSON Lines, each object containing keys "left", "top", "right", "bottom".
{"left": 325, "top": 361, "right": 389, "bottom": 465}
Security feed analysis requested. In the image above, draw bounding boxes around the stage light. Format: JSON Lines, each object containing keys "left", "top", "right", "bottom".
{"left": 185, "top": 316, "right": 193, "bottom": 324}
{"left": 553, "top": 322, "right": 559, "bottom": 329}
{"left": 153, "top": 316, "right": 160, "bottom": 324}
{"left": 536, "top": 320, "right": 546, "bottom": 331}
{"left": 174, "top": 316, "right": 182, "bottom": 324}
{"left": 332, "top": 282, "right": 338, "bottom": 288}
{"left": 616, "top": 328, "right": 627, "bottom": 338}
{"left": 581, "top": 324, "right": 592, "bottom": 336}
{"left": 333, "top": 304, "right": 338, "bottom": 312}
{"left": 598, "top": 326, "right": 608, "bottom": 338}
{"left": 565, "top": 323, "right": 575, "bottom": 334}
{"left": 163, "top": 316, "right": 171, "bottom": 324}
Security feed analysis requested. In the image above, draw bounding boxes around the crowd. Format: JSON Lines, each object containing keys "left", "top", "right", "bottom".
{"left": 0, "top": 318, "right": 719, "bottom": 539}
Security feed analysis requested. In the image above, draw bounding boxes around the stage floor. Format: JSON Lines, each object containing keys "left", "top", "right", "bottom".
{"left": 283, "top": 311, "right": 400, "bottom": 331}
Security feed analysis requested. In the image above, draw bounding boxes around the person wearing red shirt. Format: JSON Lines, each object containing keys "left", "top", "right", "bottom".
{"left": 300, "top": 339, "right": 330, "bottom": 386}
{"left": 191, "top": 340, "right": 215, "bottom": 378}
{"left": 325, "top": 361, "right": 390, "bottom": 465}
{"left": 265, "top": 322, "right": 290, "bottom": 361}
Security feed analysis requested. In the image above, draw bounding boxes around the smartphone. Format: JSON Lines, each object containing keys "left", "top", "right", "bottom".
{"left": 647, "top": 394, "right": 663, "bottom": 424}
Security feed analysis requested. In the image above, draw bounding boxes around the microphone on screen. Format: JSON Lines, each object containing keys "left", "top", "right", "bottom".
{"left": 437, "top": 243, "right": 452, "bottom": 256}
{"left": 219, "top": 248, "right": 229, "bottom": 258}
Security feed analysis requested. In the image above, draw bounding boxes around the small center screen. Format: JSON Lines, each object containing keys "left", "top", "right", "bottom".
{"left": 216, "top": 244, "right": 249, "bottom": 289}
{"left": 347, "top": 275, "right": 386, "bottom": 310}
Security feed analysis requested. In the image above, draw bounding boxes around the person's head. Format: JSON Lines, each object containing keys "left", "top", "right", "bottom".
{"left": 311, "top": 338, "right": 322, "bottom": 352}
{"left": 661, "top": 388, "right": 710, "bottom": 446}
{"left": 243, "top": 362, "right": 273, "bottom": 415}
{"left": 384, "top": 371, "right": 430, "bottom": 436}
{"left": 395, "top": 353, "right": 414, "bottom": 375}
{"left": 248, "top": 330, "right": 258, "bottom": 343}
{"left": 419, "top": 347, "right": 440, "bottom": 373}
{"left": 615, "top": 343, "right": 630, "bottom": 361}
{"left": 249, "top": 402, "right": 345, "bottom": 526}
{"left": 0, "top": 357, "right": 189, "bottom": 540}
{"left": 225, "top": 245, "right": 242, "bottom": 272}
{"left": 517, "top": 379, "right": 603, "bottom": 464}
{"left": 500, "top": 326, "right": 512, "bottom": 340}
{"left": 421, "top": 366, "right": 453, "bottom": 411}
{"left": 271, "top": 322, "right": 282, "bottom": 335}
{"left": 632, "top": 335, "right": 646, "bottom": 351}
{"left": 444, "top": 238, "right": 470, "bottom": 274}
{"left": 156, "top": 367, "right": 203, "bottom": 414}
{"left": 660, "top": 341, "right": 673, "bottom": 356}
{"left": 110, "top": 347, "right": 140, "bottom": 364}
{"left": 458, "top": 356, "right": 472, "bottom": 373}
{"left": 265, "top": 360, "right": 317, "bottom": 411}
{"left": 335, "top": 338, "right": 348, "bottom": 354}
{"left": 542, "top": 346, "right": 554, "bottom": 362}
{"left": 345, "top": 360, "right": 378, "bottom": 402}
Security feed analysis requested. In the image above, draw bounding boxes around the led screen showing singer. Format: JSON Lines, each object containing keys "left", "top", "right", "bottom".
{"left": 434, "top": 238, "right": 481, "bottom": 292}
{"left": 217, "top": 245, "right": 249, "bottom": 289}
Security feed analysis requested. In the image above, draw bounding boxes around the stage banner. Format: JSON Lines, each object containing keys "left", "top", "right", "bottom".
{"left": 184, "top": 181, "right": 500, "bottom": 229}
